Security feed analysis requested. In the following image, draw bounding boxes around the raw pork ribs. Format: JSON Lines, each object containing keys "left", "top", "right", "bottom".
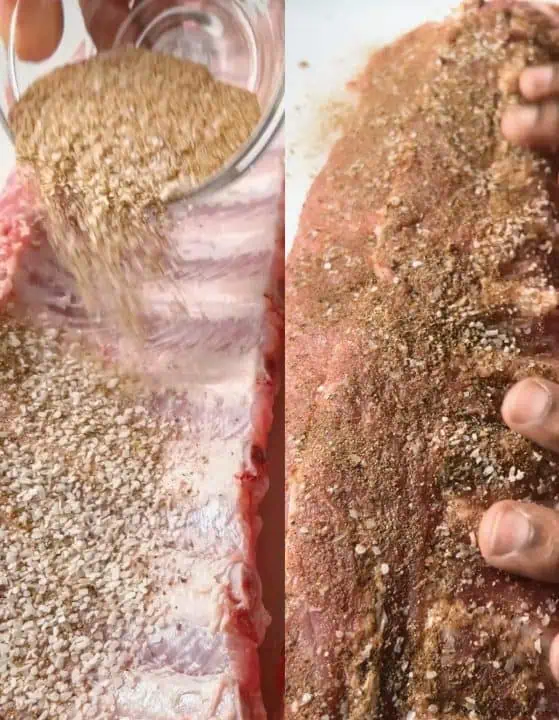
{"left": 0, "top": 131, "right": 283, "bottom": 716}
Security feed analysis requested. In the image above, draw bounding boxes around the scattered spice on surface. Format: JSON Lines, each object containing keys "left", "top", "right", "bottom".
{"left": 9, "top": 47, "right": 261, "bottom": 335}
{"left": 0, "top": 313, "right": 178, "bottom": 718}
{"left": 286, "top": 2, "right": 559, "bottom": 718}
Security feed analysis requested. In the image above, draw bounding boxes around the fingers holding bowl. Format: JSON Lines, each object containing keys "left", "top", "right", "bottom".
{"left": 0, "top": 0, "right": 64, "bottom": 62}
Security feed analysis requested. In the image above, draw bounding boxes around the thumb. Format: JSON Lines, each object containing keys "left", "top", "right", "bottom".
{"left": 0, "top": 0, "right": 63, "bottom": 62}
{"left": 479, "top": 500, "right": 559, "bottom": 583}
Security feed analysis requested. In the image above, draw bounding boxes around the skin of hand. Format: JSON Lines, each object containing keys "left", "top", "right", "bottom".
{"left": 0, "top": 0, "right": 132, "bottom": 61}
{"left": 479, "top": 63, "right": 559, "bottom": 683}
{"left": 501, "top": 64, "right": 559, "bottom": 148}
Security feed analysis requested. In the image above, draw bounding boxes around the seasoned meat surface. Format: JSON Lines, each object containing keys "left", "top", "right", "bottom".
{"left": 287, "top": 3, "right": 559, "bottom": 718}
{"left": 0, "top": 100, "right": 284, "bottom": 720}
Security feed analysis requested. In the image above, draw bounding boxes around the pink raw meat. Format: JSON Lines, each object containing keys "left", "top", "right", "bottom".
{"left": 0, "top": 121, "right": 283, "bottom": 720}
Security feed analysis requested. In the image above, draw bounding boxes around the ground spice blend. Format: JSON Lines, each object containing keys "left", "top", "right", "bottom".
{"left": 9, "top": 47, "right": 261, "bottom": 335}
{"left": 0, "top": 312, "right": 179, "bottom": 719}
{"left": 287, "top": 3, "right": 559, "bottom": 719}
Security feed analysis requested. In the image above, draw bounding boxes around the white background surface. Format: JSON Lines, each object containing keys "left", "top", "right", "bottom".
{"left": 285, "top": 0, "right": 459, "bottom": 255}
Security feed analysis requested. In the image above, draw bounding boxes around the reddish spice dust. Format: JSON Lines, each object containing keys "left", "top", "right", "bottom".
{"left": 287, "top": 2, "right": 559, "bottom": 719}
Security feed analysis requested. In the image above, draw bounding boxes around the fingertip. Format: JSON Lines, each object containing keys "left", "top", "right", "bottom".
{"left": 501, "top": 377, "right": 559, "bottom": 454}
{"left": 80, "top": 0, "right": 130, "bottom": 51}
{"left": 479, "top": 502, "right": 559, "bottom": 583}
{"left": 519, "top": 66, "right": 554, "bottom": 101}
{"left": 478, "top": 502, "right": 499, "bottom": 561}
{"left": 549, "top": 634, "right": 559, "bottom": 682}
{"left": 501, "top": 378, "right": 552, "bottom": 430}
{"left": 478, "top": 500, "right": 530, "bottom": 562}
{"left": 501, "top": 104, "right": 539, "bottom": 145}
{"left": 501, "top": 107, "right": 517, "bottom": 143}
{"left": 1, "top": 0, "right": 64, "bottom": 63}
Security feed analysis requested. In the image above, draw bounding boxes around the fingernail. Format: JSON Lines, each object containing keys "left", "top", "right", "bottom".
{"left": 523, "top": 66, "right": 554, "bottom": 94}
{"left": 549, "top": 635, "right": 559, "bottom": 682}
{"left": 501, "top": 105, "right": 540, "bottom": 142}
{"left": 509, "top": 104, "right": 540, "bottom": 130}
{"left": 504, "top": 380, "right": 552, "bottom": 426}
{"left": 489, "top": 509, "right": 534, "bottom": 557}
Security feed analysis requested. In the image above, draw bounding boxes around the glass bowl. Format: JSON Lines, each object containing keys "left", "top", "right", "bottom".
{"left": 0, "top": 0, "right": 284, "bottom": 387}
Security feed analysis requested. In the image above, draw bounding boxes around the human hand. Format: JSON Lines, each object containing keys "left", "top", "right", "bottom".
{"left": 501, "top": 64, "right": 559, "bottom": 148}
{"left": 494, "top": 60, "right": 559, "bottom": 682}
{"left": 478, "top": 378, "right": 559, "bottom": 681}
{"left": 0, "top": 0, "right": 132, "bottom": 62}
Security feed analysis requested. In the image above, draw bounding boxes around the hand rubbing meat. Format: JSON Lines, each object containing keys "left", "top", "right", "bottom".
{"left": 287, "top": 2, "right": 559, "bottom": 718}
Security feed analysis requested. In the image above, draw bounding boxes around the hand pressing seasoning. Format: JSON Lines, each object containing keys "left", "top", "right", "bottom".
{"left": 479, "top": 377, "right": 559, "bottom": 681}
{"left": 478, "top": 59, "right": 559, "bottom": 686}
{"left": 502, "top": 63, "right": 559, "bottom": 147}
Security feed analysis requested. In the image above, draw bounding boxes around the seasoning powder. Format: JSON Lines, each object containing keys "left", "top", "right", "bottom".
{"left": 9, "top": 47, "right": 261, "bottom": 336}
{"left": 0, "top": 313, "right": 178, "bottom": 719}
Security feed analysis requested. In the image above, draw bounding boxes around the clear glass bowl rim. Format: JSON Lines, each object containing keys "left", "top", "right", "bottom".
{"left": 3, "top": 0, "right": 284, "bottom": 201}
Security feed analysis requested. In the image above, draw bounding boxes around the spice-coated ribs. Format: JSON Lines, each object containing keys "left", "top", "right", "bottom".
{"left": 287, "top": 2, "right": 559, "bottom": 718}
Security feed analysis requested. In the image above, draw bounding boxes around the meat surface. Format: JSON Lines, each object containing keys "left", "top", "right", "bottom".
{"left": 287, "top": 2, "right": 559, "bottom": 718}
{"left": 0, "top": 135, "right": 283, "bottom": 718}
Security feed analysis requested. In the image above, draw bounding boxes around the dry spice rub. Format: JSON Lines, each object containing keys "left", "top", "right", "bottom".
{"left": 287, "top": 2, "right": 559, "bottom": 719}
{"left": 9, "top": 47, "right": 261, "bottom": 334}
{"left": 0, "top": 312, "right": 181, "bottom": 718}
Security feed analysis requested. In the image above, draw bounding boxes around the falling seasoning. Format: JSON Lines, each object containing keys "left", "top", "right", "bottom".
{"left": 9, "top": 47, "right": 261, "bottom": 335}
